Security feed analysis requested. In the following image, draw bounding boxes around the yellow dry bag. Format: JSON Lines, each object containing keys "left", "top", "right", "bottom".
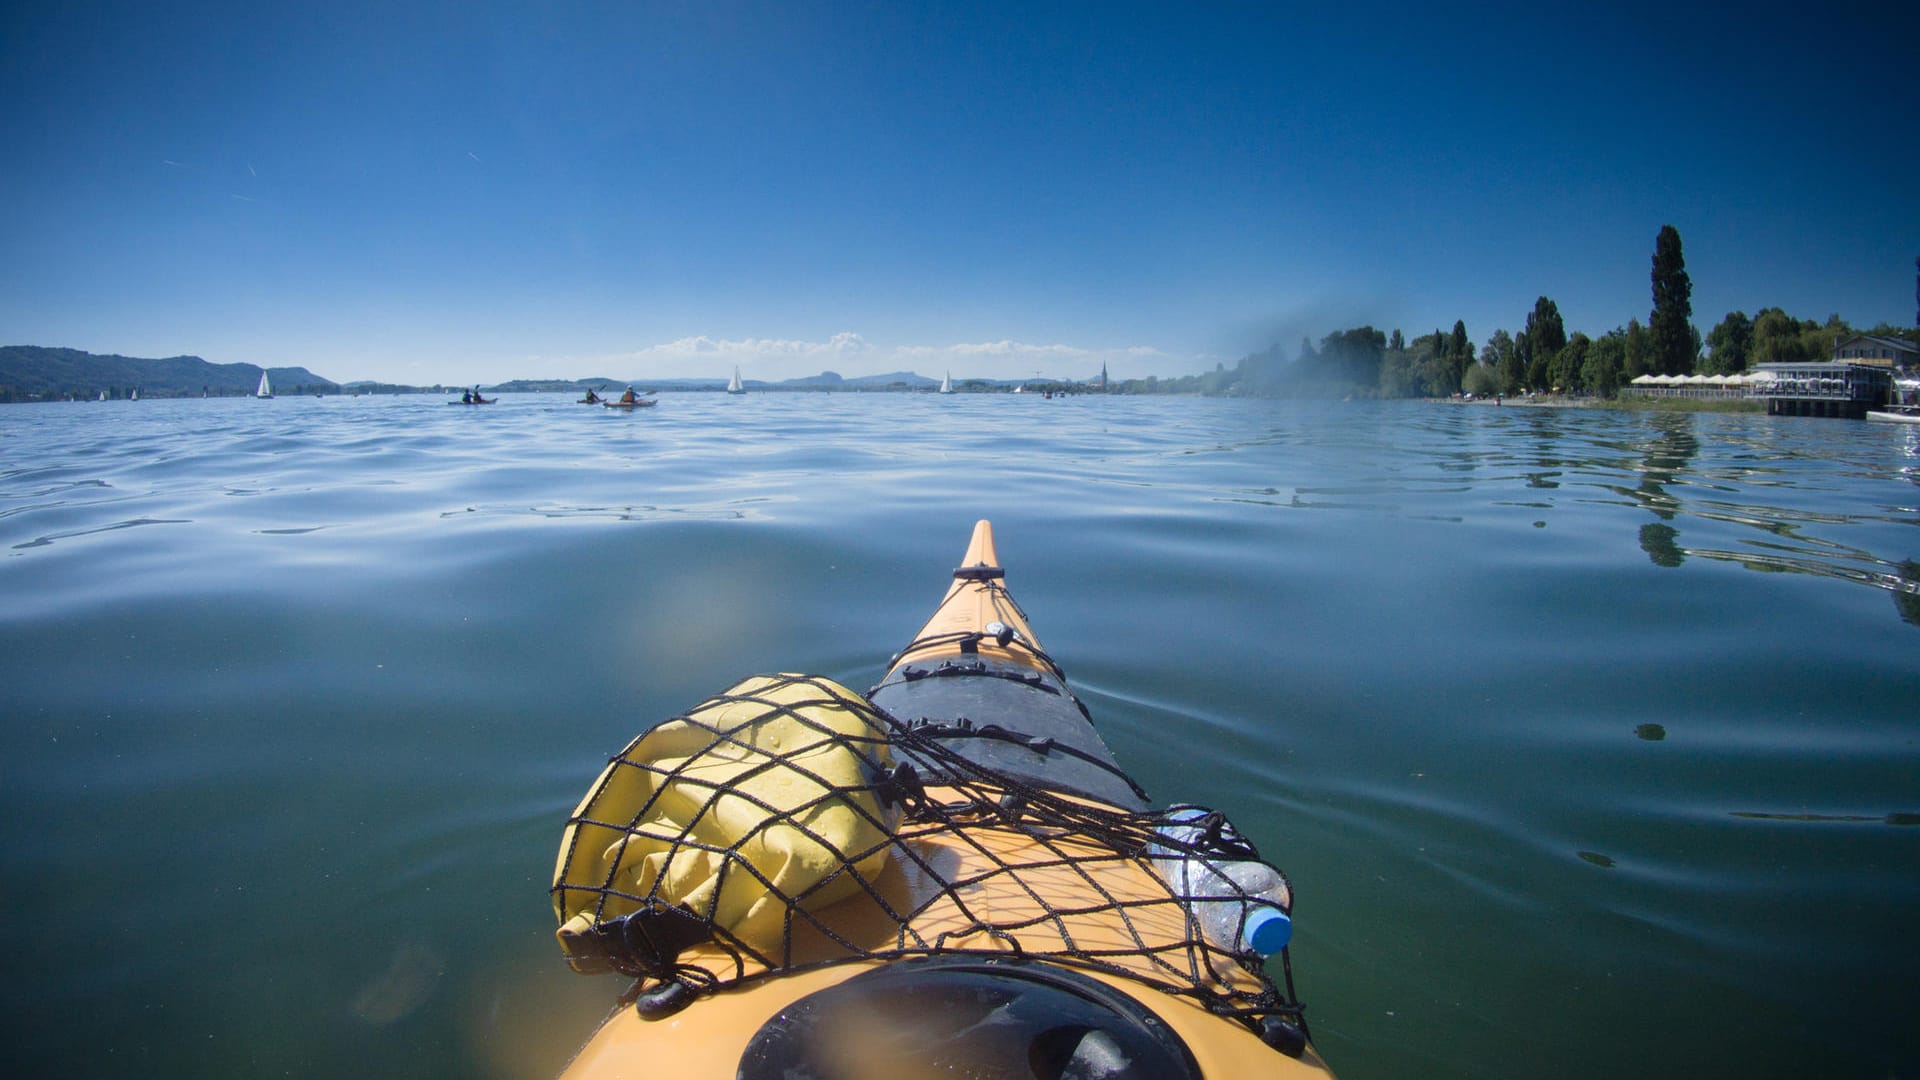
{"left": 552, "top": 674, "right": 897, "bottom": 971}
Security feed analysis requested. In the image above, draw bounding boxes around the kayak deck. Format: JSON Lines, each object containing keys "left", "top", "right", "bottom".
{"left": 869, "top": 520, "right": 1149, "bottom": 811}
{"left": 551, "top": 520, "right": 1323, "bottom": 1077}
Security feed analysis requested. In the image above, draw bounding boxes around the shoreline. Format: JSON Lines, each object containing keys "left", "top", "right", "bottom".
{"left": 1437, "top": 394, "right": 1764, "bottom": 414}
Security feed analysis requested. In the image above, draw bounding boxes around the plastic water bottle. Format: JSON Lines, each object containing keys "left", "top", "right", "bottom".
{"left": 1147, "top": 806, "right": 1293, "bottom": 956}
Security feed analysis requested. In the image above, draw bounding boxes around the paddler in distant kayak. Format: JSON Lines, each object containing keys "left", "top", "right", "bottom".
{"left": 617, "top": 386, "right": 641, "bottom": 405}
{"left": 583, "top": 387, "right": 603, "bottom": 404}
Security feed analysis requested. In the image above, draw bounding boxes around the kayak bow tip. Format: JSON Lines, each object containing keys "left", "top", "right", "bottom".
{"left": 957, "top": 519, "right": 1002, "bottom": 578}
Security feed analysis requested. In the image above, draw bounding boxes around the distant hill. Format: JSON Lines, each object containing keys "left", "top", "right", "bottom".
{"left": 791, "top": 370, "right": 939, "bottom": 390}
{"left": 0, "top": 346, "right": 338, "bottom": 401}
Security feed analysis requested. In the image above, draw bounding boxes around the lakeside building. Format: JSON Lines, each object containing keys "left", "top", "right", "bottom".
{"left": 1624, "top": 333, "right": 1915, "bottom": 417}
{"left": 1831, "top": 334, "right": 1919, "bottom": 368}
{"left": 1621, "top": 372, "right": 1769, "bottom": 400}
{"left": 1747, "top": 361, "right": 1893, "bottom": 418}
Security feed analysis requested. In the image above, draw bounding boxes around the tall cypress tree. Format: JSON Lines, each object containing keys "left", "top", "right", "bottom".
{"left": 1650, "top": 225, "right": 1695, "bottom": 375}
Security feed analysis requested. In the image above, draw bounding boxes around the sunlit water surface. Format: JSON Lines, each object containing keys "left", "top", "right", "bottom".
{"left": 3, "top": 393, "right": 1917, "bottom": 1078}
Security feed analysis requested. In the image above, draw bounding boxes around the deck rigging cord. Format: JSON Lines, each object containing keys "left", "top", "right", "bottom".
{"left": 551, "top": 673, "right": 1310, "bottom": 1051}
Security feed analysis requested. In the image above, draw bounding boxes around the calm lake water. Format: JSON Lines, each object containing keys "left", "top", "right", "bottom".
{"left": 2, "top": 392, "right": 1916, "bottom": 1078}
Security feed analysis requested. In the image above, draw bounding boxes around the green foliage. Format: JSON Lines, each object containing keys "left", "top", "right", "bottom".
{"left": 1865, "top": 322, "right": 1920, "bottom": 347}
{"left": 1705, "top": 311, "right": 1752, "bottom": 374}
{"left": 1461, "top": 362, "right": 1503, "bottom": 397}
{"left": 1521, "top": 296, "right": 1567, "bottom": 390}
{"left": 1481, "top": 328, "right": 1514, "bottom": 386}
{"left": 1449, "top": 320, "right": 1472, "bottom": 387}
{"left": 1623, "top": 319, "right": 1652, "bottom": 380}
{"left": 1233, "top": 341, "right": 1292, "bottom": 396}
{"left": 1552, "top": 332, "right": 1589, "bottom": 392}
{"left": 1583, "top": 331, "right": 1626, "bottom": 398}
{"left": 1650, "top": 225, "right": 1696, "bottom": 375}
{"left": 1320, "top": 327, "right": 1387, "bottom": 388}
{"left": 1377, "top": 330, "right": 1458, "bottom": 398}
{"left": 1501, "top": 331, "right": 1526, "bottom": 393}
{"left": 1746, "top": 307, "right": 1852, "bottom": 363}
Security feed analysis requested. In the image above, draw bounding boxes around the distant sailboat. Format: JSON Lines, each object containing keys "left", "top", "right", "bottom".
{"left": 726, "top": 366, "right": 745, "bottom": 395}
{"left": 256, "top": 371, "right": 273, "bottom": 399}
{"left": 130, "top": 388, "right": 139, "bottom": 401}
{"left": 939, "top": 371, "right": 953, "bottom": 394}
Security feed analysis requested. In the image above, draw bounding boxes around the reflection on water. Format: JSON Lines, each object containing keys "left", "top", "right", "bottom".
{"left": 1639, "top": 522, "right": 1685, "bottom": 567}
{"left": 1898, "top": 561, "right": 1920, "bottom": 625}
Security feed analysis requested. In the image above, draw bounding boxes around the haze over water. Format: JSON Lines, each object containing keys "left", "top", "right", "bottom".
{"left": 2, "top": 392, "right": 1916, "bottom": 1078}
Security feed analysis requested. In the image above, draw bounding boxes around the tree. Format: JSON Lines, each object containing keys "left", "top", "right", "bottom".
{"left": 1319, "top": 327, "right": 1386, "bottom": 388}
{"left": 1705, "top": 311, "right": 1752, "bottom": 375}
{"left": 1650, "top": 224, "right": 1695, "bottom": 375}
{"left": 1411, "top": 332, "right": 1458, "bottom": 397}
{"left": 1505, "top": 330, "right": 1529, "bottom": 393}
{"left": 1623, "top": 318, "right": 1652, "bottom": 380}
{"left": 1482, "top": 329, "right": 1515, "bottom": 393}
{"left": 1236, "top": 341, "right": 1291, "bottom": 394}
{"left": 1751, "top": 307, "right": 1813, "bottom": 363}
{"left": 1522, "top": 296, "right": 1565, "bottom": 391}
{"left": 1553, "top": 332, "right": 1590, "bottom": 393}
{"left": 1378, "top": 336, "right": 1417, "bottom": 398}
{"left": 1462, "top": 361, "right": 1503, "bottom": 397}
{"left": 1449, "top": 320, "right": 1471, "bottom": 387}
{"left": 1584, "top": 331, "right": 1626, "bottom": 398}
{"left": 1808, "top": 312, "right": 1849, "bottom": 360}
{"left": 1526, "top": 297, "right": 1567, "bottom": 356}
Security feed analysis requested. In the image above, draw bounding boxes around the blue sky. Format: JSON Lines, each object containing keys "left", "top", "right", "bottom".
{"left": 3, "top": 1, "right": 1915, "bottom": 385}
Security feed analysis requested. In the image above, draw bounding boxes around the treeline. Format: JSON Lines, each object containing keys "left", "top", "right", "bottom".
{"left": 1210, "top": 228, "right": 1919, "bottom": 400}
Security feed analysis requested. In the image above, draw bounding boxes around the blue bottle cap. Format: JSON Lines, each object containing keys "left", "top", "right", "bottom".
{"left": 1244, "top": 907, "right": 1293, "bottom": 954}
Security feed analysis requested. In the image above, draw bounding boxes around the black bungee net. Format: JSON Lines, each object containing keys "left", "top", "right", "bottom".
{"left": 552, "top": 671, "right": 1311, "bottom": 1055}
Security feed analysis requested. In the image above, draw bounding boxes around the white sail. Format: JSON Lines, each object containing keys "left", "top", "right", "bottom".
{"left": 256, "top": 371, "right": 273, "bottom": 398}
{"left": 939, "top": 371, "right": 952, "bottom": 394}
{"left": 727, "top": 366, "right": 745, "bottom": 394}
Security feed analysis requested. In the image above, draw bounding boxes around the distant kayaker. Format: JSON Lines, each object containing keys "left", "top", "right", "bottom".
{"left": 462, "top": 389, "right": 473, "bottom": 403}
{"left": 584, "top": 388, "right": 602, "bottom": 404}
{"left": 619, "top": 387, "right": 639, "bottom": 405}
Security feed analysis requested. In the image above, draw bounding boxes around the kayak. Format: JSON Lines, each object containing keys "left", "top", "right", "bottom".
{"left": 602, "top": 398, "right": 656, "bottom": 409}
{"left": 449, "top": 397, "right": 495, "bottom": 405}
{"left": 551, "top": 520, "right": 1330, "bottom": 1078}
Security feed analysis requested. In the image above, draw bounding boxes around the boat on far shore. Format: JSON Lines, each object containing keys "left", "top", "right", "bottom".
{"left": 1869, "top": 377, "right": 1920, "bottom": 423}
